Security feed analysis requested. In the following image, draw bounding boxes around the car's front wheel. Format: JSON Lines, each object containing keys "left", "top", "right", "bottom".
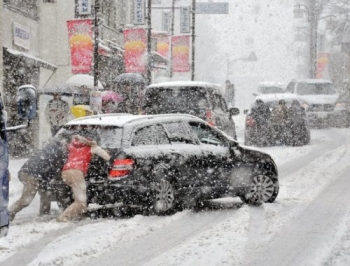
{"left": 241, "top": 174, "right": 279, "bottom": 205}
{"left": 150, "top": 179, "right": 177, "bottom": 215}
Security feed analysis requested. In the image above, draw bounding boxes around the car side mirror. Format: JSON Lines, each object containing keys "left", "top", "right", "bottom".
{"left": 252, "top": 93, "right": 258, "bottom": 96}
{"left": 243, "top": 109, "right": 248, "bottom": 114}
{"left": 17, "top": 85, "right": 37, "bottom": 121}
{"left": 229, "top": 107, "right": 240, "bottom": 116}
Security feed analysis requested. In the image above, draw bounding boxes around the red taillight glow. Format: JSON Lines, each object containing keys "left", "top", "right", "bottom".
{"left": 109, "top": 158, "right": 135, "bottom": 179}
{"left": 246, "top": 117, "right": 256, "bottom": 127}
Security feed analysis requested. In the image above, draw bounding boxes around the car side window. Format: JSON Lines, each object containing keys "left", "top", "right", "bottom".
{"left": 189, "top": 122, "right": 228, "bottom": 147}
{"left": 132, "top": 124, "right": 169, "bottom": 146}
{"left": 286, "top": 82, "right": 295, "bottom": 93}
{"left": 163, "top": 122, "right": 198, "bottom": 144}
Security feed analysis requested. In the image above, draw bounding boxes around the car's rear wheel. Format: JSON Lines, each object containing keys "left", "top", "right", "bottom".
{"left": 151, "top": 179, "right": 177, "bottom": 215}
{"left": 241, "top": 174, "right": 279, "bottom": 206}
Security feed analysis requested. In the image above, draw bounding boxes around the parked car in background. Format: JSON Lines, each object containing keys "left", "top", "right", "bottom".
{"left": 244, "top": 94, "right": 310, "bottom": 146}
{"left": 143, "top": 81, "right": 240, "bottom": 139}
{"left": 51, "top": 113, "right": 279, "bottom": 215}
{"left": 285, "top": 79, "right": 341, "bottom": 127}
{"left": 253, "top": 81, "right": 286, "bottom": 96}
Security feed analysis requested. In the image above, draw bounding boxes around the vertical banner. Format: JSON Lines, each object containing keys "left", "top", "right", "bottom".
{"left": 134, "top": 0, "right": 145, "bottom": 25}
{"left": 67, "top": 19, "right": 93, "bottom": 74}
{"left": 180, "top": 6, "right": 191, "bottom": 33}
{"left": 124, "top": 28, "right": 147, "bottom": 73}
{"left": 171, "top": 36, "right": 190, "bottom": 72}
{"left": 162, "top": 11, "right": 171, "bottom": 33}
{"left": 152, "top": 33, "right": 169, "bottom": 58}
{"left": 316, "top": 52, "right": 329, "bottom": 79}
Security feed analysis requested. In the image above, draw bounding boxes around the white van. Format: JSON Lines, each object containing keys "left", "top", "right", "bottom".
{"left": 285, "top": 79, "right": 341, "bottom": 126}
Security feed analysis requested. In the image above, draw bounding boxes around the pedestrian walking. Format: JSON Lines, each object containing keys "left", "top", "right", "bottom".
{"left": 45, "top": 93, "right": 70, "bottom": 136}
{"left": 9, "top": 136, "right": 68, "bottom": 221}
{"left": 57, "top": 135, "right": 110, "bottom": 222}
{"left": 225, "top": 80, "right": 235, "bottom": 107}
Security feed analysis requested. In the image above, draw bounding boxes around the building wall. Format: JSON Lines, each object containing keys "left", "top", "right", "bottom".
{"left": 0, "top": 0, "right": 2, "bottom": 96}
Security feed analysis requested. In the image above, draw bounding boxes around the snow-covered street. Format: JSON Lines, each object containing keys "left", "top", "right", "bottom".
{"left": 1, "top": 116, "right": 350, "bottom": 266}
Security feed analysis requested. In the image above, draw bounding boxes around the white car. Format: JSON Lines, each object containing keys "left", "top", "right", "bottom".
{"left": 253, "top": 81, "right": 286, "bottom": 96}
{"left": 285, "top": 79, "right": 341, "bottom": 127}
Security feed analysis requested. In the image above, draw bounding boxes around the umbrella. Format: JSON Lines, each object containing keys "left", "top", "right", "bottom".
{"left": 71, "top": 105, "right": 93, "bottom": 118}
{"left": 42, "top": 83, "right": 83, "bottom": 96}
{"left": 66, "top": 74, "right": 104, "bottom": 90}
{"left": 101, "top": 90, "right": 123, "bottom": 102}
{"left": 114, "top": 73, "right": 146, "bottom": 86}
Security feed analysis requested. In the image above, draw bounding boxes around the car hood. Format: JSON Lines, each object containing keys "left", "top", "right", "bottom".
{"left": 298, "top": 94, "right": 339, "bottom": 105}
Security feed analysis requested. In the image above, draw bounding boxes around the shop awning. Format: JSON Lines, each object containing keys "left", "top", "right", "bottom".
{"left": 151, "top": 51, "right": 169, "bottom": 65}
{"left": 4, "top": 47, "right": 57, "bottom": 71}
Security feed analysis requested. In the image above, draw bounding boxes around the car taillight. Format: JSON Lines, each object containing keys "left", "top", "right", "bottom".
{"left": 205, "top": 109, "right": 216, "bottom": 126}
{"left": 246, "top": 117, "right": 256, "bottom": 127}
{"left": 109, "top": 158, "right": 135, "bottom": 179}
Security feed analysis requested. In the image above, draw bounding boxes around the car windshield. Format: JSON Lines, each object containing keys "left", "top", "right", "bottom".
{"left": 144, "top": 86, "right": 209, "bottom": 114}
{"left": 259, "top": 86, "right": 284, "bottom": 94}
{"left": 297, "top": 83, "right": 337, "bottom": 95}
{"left": 57, "top": 125, "right": 123, "bottom": 149}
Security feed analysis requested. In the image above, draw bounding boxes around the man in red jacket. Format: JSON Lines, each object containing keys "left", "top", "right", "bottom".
{"left": 57, "top": 135, "right": 110, "bottom": 222}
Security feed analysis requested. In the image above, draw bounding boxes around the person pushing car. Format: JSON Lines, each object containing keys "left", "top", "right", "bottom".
{"left": 57, "top": 135, "right": 110, "bottom": 222}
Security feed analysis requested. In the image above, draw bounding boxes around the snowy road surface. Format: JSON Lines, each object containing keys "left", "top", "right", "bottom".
{"left": 1, "top": 126, "right": 350, "bottom": 266}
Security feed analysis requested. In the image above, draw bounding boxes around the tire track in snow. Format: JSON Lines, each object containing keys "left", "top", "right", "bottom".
{"left": 243, "top": 129, "right": 347, "bottom": 260}
{"left": 244, "top": 129, "right": 350, "bottom": 266}
{"left": 82, "top": 208, "right": 239, "bottom": 266}
{"left": 245, "top": 163, "right": 350, "bottom": 266}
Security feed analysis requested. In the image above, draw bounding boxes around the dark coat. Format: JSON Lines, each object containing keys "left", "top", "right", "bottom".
{"left": 250, "top": 102, "right": 271, "bottom": 126}
{"left": 20, "top": 138, "right": 67, "bottom": 183}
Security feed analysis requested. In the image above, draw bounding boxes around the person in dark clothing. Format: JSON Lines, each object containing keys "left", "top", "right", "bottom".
{"left": 250, "top": 99, "right": 271, "bottom": 145}
{"left": 286, "top": 100, "right": 309, "bottom": 146}
{"left": 9, "top": 136, "right": 68, "bottom": 221}
{"left": 270, "top": 99, "right": 289, "bottom": 145}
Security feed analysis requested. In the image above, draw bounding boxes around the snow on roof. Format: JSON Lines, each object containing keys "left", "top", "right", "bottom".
{"left": 147, "top": 81, "right": 223, "bottom": 90}
{"left": 66, "top": 113, "right": 203, "bottom": 127}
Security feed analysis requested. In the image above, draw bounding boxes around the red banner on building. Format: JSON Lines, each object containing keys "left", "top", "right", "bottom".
{"left": 67, "top": 19, "right": 93, "bottom": 74}
{"left": 124, "top": 28, "right": 147, "bottom": 73}
{"left": 152, "top": 33, "right": 169, "bottom": 59}
{"left": 171, "top": 36, "right": 190, "bottom": 72}
{"left": 316, "top": 52, "right": 329, "bottom": 79}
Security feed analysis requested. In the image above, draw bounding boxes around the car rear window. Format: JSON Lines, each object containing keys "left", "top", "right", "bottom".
{"left": 144, "top": 86, "right": 209, "bottom": 114}
{"left": 259, "top": 86, "right": 284, "bottom": 94}
{"left": 297, "top": 83, "right": 337, "bottom": 95}
{"left": 58, "top": 125, "right": 123, "bottom": 149}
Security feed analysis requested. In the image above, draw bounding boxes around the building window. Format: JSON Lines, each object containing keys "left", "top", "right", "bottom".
{"left": 4, "top": 0, "right": 39, "bottom": 20}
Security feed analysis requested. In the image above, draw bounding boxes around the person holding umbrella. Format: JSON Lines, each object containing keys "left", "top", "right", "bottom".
{"left": 45, "top": 93, "right": 70, "bottom": 136}
{"left": 101, "top": 91, "right": 123, "bottom": 114}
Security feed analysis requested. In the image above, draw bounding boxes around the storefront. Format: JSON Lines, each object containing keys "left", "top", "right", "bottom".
{"left": 3, "top": 47, "right": 57, "bottom": 156}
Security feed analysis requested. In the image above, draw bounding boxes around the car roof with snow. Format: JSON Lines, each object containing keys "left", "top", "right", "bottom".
{"left": 258, "top": 81, "right": 286, "bottom": 87}
{"left": 290, "top": 79, "right": 333, "bottom": 84}
{"left": 146, "top": 81, "right": 223, "bottom": 95}
{"left": 255, "top": 93, "right": 301, "bottom": 102}
{"left": 65, "top": 113, "right": 205, "bottom": 127}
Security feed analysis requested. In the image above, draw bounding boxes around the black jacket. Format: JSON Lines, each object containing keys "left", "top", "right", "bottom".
{"left": 20, "top": 138, "right": 67, "bottom": 183}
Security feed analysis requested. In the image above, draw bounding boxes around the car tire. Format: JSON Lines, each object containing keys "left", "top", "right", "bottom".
{"left": 241, "top": 174, "right": 279, "bottom": 206}
{"left": 149, "top": 179, "right": 177, "bottom": 215}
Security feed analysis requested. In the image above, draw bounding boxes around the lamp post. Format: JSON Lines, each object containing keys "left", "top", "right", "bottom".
{"left": 293, "top": 1, "right": 335, "bottom": 79}
{"left": 93, "top": 0, "right": 100, "bottom": 88}
{"left": 147, "top": 0, "right": 152, "bottom": 85}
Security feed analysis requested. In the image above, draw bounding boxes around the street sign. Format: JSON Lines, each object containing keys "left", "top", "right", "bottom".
{"left": 195, "top": 2, "right": 229, "bottom": 14}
